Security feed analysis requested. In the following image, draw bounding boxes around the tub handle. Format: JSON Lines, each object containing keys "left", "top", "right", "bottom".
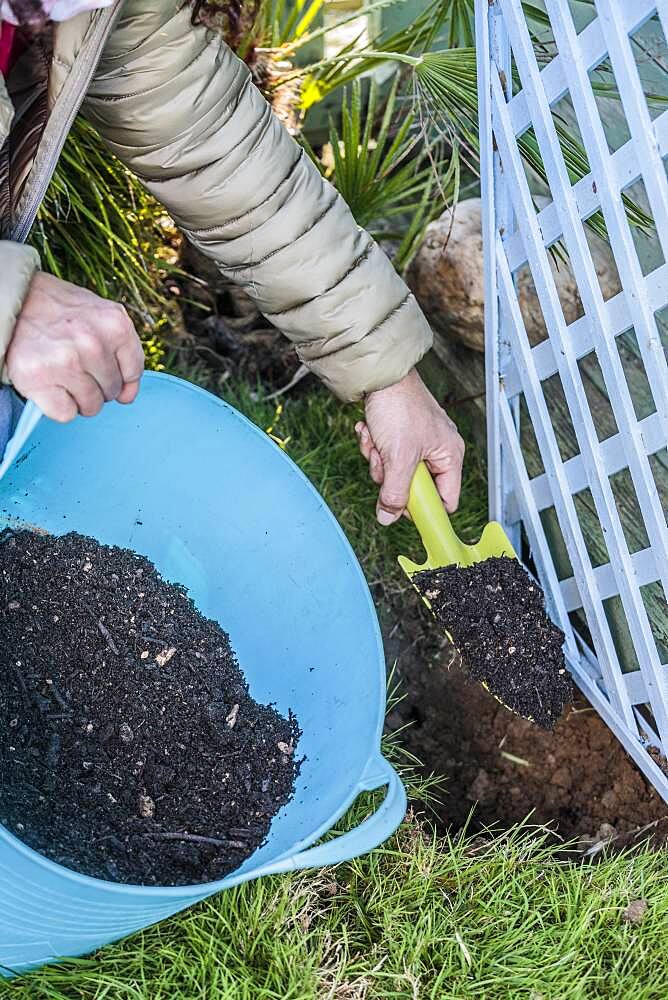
{"left": 254, "top": 756, "right": 407, "bottom": 875}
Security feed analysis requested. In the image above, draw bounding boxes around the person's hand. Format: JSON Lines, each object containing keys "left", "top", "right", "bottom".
{"left": 355, "top": 368, "right": 465, "bottom": 526}
{"left": 5, "top": 272, "right": 145, "bottom": 422}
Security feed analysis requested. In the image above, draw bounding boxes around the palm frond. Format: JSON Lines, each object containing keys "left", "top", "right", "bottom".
{"left": 302, "top": 75, "right": 455, "bottom": 271}
{"left": 416, "top": 50, "right": 653, "bottom": 239}
{"left": 312, "top": 46, "right": 646, "bottom": 244}
{"left": 280, "top": 0, "right": 406, "bottom": 53}
{"left": 280, "top": 0, "right": 324, "bottom": 44}
{"left": 590, "top": 78, "right": 668, "bottom": 109}
{"left": 394, "top": 146, "right": 460, "bottom": 271}
{"left": 521, "top": 2, "right": 552, "bottom": 28}
{"left": 296, "top": 0, "right": 452, "bottom": 108}
{"left": 443, "top": 0, "right": 474, "bottom": 48}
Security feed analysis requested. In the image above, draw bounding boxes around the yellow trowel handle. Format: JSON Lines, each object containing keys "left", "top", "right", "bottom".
{"left": 407, "top": 462, "right": 466, "bottom": 569}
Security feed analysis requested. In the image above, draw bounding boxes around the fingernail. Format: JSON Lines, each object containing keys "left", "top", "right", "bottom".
{"left": 377, "top": 508, "right": 397, "bottom": 526}
{"left": 354, "top": 421, "right": 363, "bottom": 434}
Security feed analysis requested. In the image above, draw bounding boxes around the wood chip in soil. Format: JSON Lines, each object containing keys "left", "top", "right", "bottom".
{"left": 413, "top": 556, "right": 572, "bottom": 729}
{"left": 0, "top": 529, "right": 301, "bottom": 886}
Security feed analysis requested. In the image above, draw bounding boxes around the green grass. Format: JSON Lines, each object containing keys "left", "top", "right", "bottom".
{"left": 209, "top": 377, "right": 488, "bottom": 586}
{"left": 4, "top": 818, "right": 668, "bottom": 999}
{"left": 3, "top": 374, "right": 668, "bottom": 999}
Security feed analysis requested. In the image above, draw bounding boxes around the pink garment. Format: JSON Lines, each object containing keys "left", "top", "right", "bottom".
{"left": 0, "top": 21, "right": 18, "bottom": 75}
{"left": 0, "top": 0, "right": 113, "bottom": 26}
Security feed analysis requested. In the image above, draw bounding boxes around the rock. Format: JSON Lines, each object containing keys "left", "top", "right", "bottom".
{"left": 622, "top": 899, "right": 648, "bottom": 925}
{"left": 550, "top": 765, "right": 571, "bottom": 788}
{"left": 406, "top": 197, "right": 621, "bottom": 353}
{"left": 105, "top": 860, "right": 120, "bottom": 880}
{"left": 596, "top": 822, "right": 617, "bottom": 841}
{"left": 385, "top": 710, "right": 403, "bottom": 732}
{"left": 138, "top": 793, "right": 155, "bottom": 819}
{"left": 155, "top": 646, "right": 177, "bottom": 668}
{"left": 468, "top": 768, "right": 492, "bottom": 802}
{"left": 601, "top": 789, "right": 617, "bottom": 810}
{"left": 119, "top": 722, "right": 134, "bottom": 744}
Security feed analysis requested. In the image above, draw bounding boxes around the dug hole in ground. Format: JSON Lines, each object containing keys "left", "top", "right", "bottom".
{"left": 388, "top": 612, "right": 668, "bottom": 851}
{"left": 384, "top": 572, "right": 668, "bottom": 852}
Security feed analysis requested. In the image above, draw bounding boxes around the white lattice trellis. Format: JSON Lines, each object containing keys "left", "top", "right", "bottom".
{"left": 476, "top": 0, "right": 668, "bottom": 796}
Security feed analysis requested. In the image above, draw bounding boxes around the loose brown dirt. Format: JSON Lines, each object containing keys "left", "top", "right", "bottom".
{"left": 384, "top": 596, "right": 668, "bottom": 849}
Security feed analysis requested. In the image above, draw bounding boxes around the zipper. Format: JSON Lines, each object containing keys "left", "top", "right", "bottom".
{"left": 10, "top": 0, "right": 123, "bottom": 244}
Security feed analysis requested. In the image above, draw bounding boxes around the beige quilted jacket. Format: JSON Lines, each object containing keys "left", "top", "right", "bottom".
{"left": 0, "top": 0, "right": 433, "bottom": 401}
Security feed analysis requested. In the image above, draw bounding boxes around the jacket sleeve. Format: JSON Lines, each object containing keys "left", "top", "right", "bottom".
{"left": 83, "top": 0, "right": 432, "bottom": 401}
{"left": 0, "top": 242, "right": 40, "bottom": 379}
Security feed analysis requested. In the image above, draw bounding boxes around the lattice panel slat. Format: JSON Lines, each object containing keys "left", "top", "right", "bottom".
{"left": 476, "top": 0, "right": 668, "bottom": 797}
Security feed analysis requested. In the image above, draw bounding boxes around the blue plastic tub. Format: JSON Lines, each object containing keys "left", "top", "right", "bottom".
{"left": 0, "top": 373, "right": 406, "bottom": 977}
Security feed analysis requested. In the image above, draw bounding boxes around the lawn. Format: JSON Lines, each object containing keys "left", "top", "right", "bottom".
{"left": 9, "top": 2, "right": 668, "bottom": 990}
{"left": 3, "top": 377, "right": 668, "bottom": 1000}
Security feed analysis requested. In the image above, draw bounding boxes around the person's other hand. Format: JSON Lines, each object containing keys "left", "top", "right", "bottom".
{"left": 5, "top": 272, "right": 145, "bottom": 421}
{"left": 355, "top": 368, "right": 465, "bottom": 526}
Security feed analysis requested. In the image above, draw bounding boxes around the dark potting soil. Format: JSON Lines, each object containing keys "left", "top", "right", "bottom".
{"left": 413, "top": 556, "right": 573, "bottom": 730}
{"left": 0, "top": 530, "right": 300, "bottom": 886}
{"left": 383, "top": 596, "right": 668, "bottom": 849}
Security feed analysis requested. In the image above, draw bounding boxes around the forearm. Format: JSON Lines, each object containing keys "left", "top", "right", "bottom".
{"left": 84, "top": 0, "right": 432, "bottom": 401}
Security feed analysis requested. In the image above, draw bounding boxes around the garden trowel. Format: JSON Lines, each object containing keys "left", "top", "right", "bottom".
{"left": 398, "top": 461, "right": 516, "bottom": 581}
{"left": 398, "top": 462, "right": 571, "bottom": 727}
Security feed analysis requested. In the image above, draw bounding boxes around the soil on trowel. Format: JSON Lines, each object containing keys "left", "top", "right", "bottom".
{"left": 0, "top": 530, "right": 300, "bottom": 886}
{"left": 383, "top": 597, "right": 668, "bottom": 850}
{"left": 413, "top": 556, "right": 573, "bottom": 729}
